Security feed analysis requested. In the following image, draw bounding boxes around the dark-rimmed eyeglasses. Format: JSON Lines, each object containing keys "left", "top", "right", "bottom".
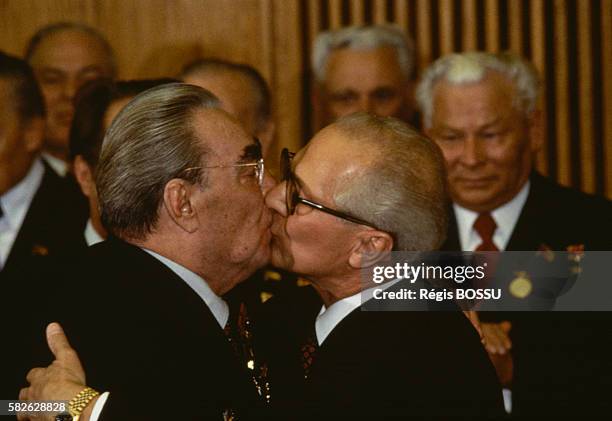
{"left": 280, "top": 148, "right": 379, "bottom": 229}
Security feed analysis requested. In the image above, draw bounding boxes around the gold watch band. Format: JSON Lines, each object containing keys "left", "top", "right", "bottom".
{"left": 69, "top": 386, "right": 100, "bottom": 421}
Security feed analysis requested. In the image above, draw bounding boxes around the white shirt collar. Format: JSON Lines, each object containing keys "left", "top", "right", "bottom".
{"left": 453, "top": 181, "right": 530, "bottom": 251}
{"left": 84, "top": 219, "right": 105, "bottom": 246}
{"left": 0, "top": 159, "right": 45, "bottom": 268}
{"left": 42, "top": 153, "right": 69, "bottom": 177}
{"left": 141, "top": 248, "right": 229, "bottom": 328}
{"left": 315, "top": 279, "right": 400, "bottom": 346}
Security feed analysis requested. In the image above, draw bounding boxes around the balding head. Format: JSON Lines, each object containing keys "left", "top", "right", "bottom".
{"left": 26, "top": 22, "right": 116, "bottom": 162}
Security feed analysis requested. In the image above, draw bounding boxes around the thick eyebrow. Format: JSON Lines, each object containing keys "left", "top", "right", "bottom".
{"left": 239, "top": 137, "right": 262, "bottom": 162}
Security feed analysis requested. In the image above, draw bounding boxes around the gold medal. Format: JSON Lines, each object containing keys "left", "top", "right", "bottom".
{"left": 509, "top": 271, "right": 532, "bottom": 299}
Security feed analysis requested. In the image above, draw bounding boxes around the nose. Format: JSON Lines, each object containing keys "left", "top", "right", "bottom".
{"left": 358, "top": 95, "right": 374, "bottom": 113}
{"left": 264, "top": 180, "right": 288, "bottom": 216}
{"left": 61, "top": 77, "right": 80, "bottom": 100}
{"left": 459, "top": 136, "right": 485, "bottom": 167}
{"left": 261, "top": 169, "right": 277, "bottom": 196}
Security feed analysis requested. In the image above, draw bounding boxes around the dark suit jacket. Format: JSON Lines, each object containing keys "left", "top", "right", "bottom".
{"left": 0, "top": 163, "right": 86, "bottom": 400}
{"left": 1, "top": 163, "right": 87, "bottom": 277}
{"left": 260, "top": 287, "right": 504, "bottom": 419}
{"left": 26, "top": 238, "right": 260, "bottom": 420}
{"left": 442, "top": 172, "right": 612, "bottom": 416}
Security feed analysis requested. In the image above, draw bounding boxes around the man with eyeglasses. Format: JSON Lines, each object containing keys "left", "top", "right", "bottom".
{"left": 18, "top": 83, "right": 271, "bottom": 420}
{"left": 259, "top": 112, "right": 503, "bottom": 418}
{"left": 21, "top": 110, "right": 501, "bottom": 419}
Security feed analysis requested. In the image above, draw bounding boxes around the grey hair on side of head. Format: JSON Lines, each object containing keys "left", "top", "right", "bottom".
{"left": 96, "top": 83, "right": 220, "bottom": 241}
{"left": 311, "top": 24, "right": 416, "bottom": 83}
{"left": 331, "top": 112, "right": 449, "bottom": 251}
{"left": 415, "top": 51, "right": 541, "bottom": 128}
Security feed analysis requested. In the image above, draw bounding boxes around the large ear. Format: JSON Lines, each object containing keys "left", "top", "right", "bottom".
{"left": 527, "top": 109, "right": 544, "bottom": 154}
{"left": 73, "top": 155, "right": 95, "bottom": 198}
{"left": 23, "top": 116, "right": 44, "bottom": 154}
{"left": 348, "top": 229, "right": 394, "bottom": 269}
{"left": 163, "top": 178, "right": 199, "bottom": 233}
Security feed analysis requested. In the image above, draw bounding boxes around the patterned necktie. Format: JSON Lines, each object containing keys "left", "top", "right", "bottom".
{"left": 474, "top": 212, "right": 499, "bottom": 251}
{"left": 224, "top": 302, "right": 271, "bottom": 403}
{"left": 300, "top": 333, "right": 318, "bottom": 378}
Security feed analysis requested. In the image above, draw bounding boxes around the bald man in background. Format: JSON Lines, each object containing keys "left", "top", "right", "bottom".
{"left": 26, "top": 22, "right": 116, "bottom": 176}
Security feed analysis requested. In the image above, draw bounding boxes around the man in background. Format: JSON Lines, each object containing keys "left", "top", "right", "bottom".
{"left": 0, "top": 51, "right": 85, "bottom": 400}
{"left": 311, "top": 24, "right": 416, "bottom": 127}
{"left": 25, "top": 22, "right": 116, "bottom": 176}
{"left": 69, "top": 78, "right": 176, "bottom": 246}
{"left": 181, "top": 58, "right": 275, "bottom": 159}
{"left": 416, "top": 51, "right": 612, "bottom": 416}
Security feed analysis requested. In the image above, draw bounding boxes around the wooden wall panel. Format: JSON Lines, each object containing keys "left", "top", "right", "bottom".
{"left": 0, "top": 0, "right": 609, "bottom": 198}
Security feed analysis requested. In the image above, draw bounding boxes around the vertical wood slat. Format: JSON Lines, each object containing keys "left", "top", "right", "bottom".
{"left": 373, "top": 0, "right": 387, "bottom": 23}
{"left": 462, "top": 0, "right": 478, "bottom": 51}
{"left": 553, "top": 0, "right": 571, "bottom": 186}
{"left": 351, "top": 0, "right": 365, "bottom": 25}
{"left": 508, "top": 0, "right": 523, "bottom": 54}
{"left": 577, "top": 0, "right": 595, "bottom": 193}
{"left": 416, "top": 0, "right": 433, "bottom": 73}
{"left": 394, "top": 0, "right": 409, "bottom": 30}
{"left": 530, "top": 0, "right": 549, "bottom": 175}
{"left": 439, "top": 0, "right": 455, "bottom": 54}
{"left": 307, "top": 1, "right": 322, "bottom": 53}
{"left": 602, "top": 0, "right": 612, "bottom": 198}
{"left": 259, "top": 0, "right": 274, "bottom": 84}
{"left": 271, "top": 0, "right": 303, "bottom": 163}
{"left": 329, "top": 0, "right": 343, "bottom": 29}
{"left": 485, "top": 0, "right": 500, "bottom": 51}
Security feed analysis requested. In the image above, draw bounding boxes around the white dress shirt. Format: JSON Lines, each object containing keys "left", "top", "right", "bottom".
{"left": 0, "top": 159, "right": 44, "bottom": 269}
{"left": 42, "top": 152, "right": 68, "bottom": 177}
{"left": 89, "top": 248, "right": 230, "bottom": 420}
{"left": 453, "top": 181, "right": 530, "bottom": 252}
{"left": 84, "top": 219, "right": 105, "bottom": 247}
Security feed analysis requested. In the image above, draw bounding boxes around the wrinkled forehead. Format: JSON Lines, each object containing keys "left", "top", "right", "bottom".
{"left": 29, "top": 30, "right": 112, "bottom": 68}
{"left": 295, "top": 127, "right": 374, "bottom": 194}
{"left": 191, "top": 107, "right": 260, "bottom": 162}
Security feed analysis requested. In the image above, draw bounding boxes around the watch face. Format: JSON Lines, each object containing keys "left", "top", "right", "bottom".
{"left": 55, "top": 413, "right": 72, "bottom": 421}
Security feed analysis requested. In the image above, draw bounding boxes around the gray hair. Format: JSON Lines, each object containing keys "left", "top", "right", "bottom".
{"left": 96, "top": 83, "right": 220, "bottom": 240}
{"left": 180, "top": 58, "right": 271, "bottom": 131}
{"left": 25, "top": 21, "right": 117, "bottom": 77}
{"left": 416, "top": 51, "right": 540, "bottom": 127}
{"left": 312, "top": 24, "right": 415, "bottom": 83}
{"left": 332, "top": 113, "right": 449, "bottom": 251}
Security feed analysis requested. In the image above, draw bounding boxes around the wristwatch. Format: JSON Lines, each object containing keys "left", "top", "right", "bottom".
{"left": 55, "top": 387, "right": 100, "bottom": 421}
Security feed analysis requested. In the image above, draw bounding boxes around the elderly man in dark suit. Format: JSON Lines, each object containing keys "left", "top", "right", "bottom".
{"left": 21, "top": 110, "right": 503, "bottom": 419}
{"left": 0, "top": 51, "right": 87, "bottom": 403}
{"left": 0, "top": 52, "right": 86, "bottom": 277}
{"left": 18, "top": 83, "right": 272, "bottom": 420}
{"left": 262, "top": 112, "right": 503, "bottom": 419}
{"left": 416, "top": 51, "right": 612, "bottom": 416}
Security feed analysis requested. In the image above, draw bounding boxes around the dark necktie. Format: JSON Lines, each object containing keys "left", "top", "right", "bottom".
{"left": 300, "top": 333, "right": 318, "bottom": 378}
{"left": 224, "top": 302, "right": 271, "bottom": 403}
{"left": 474, "top": 212, "right": 499, "bottom": 252}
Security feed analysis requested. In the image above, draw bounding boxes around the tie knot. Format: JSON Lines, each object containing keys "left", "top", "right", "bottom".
{"left": 474, "top": 212, "right": 497, "bottom": 242}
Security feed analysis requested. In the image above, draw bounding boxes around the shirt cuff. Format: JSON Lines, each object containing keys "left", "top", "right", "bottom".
{"left": 89, "top": 391, "right": 110, "bottom": 421}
